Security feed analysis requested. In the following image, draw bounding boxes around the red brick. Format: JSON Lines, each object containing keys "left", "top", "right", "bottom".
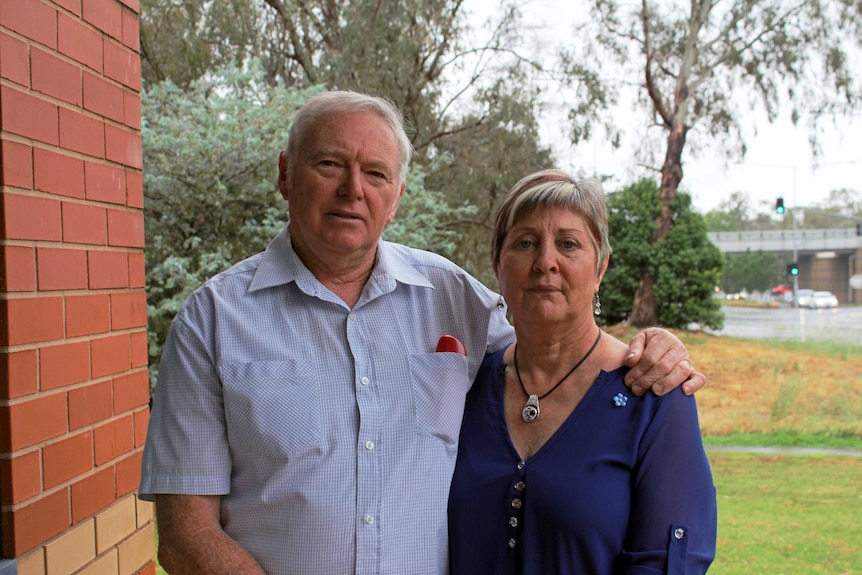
{"left": 128, "top": 252, "right": 145, "bottom": 288}
{"left": 124, "top": 91, "right": 141, "bottom": 131}
{"left": 36, "top": 247, "right": 88, "bottom": 291}
{"left": 55, "top": 0, "right": 82, "bottom": 16}
{"left": 121, "top": 8, "right": 139, "bottom": 51}
{"left": 118, "top": 0, "right": 139, "bottom": 14}
{"left": 0, "top": 392, "right": 68, "bottom": 451}
{"left": 125, "top": 170, "right": 143, "bottom": 208}
{"left": 114, "top": 369, "right": 148, "bottom": 413}
{"left": 65, "top": 294, "right": 110, "bottom": 338}
{"left": 58, "top": 12, "right": 102, "bottom": 72}
{"left": 82, "top": 0, "right": 122, "bottom": 41}
{"left": 137, "top": 562, "right": 156, "bottom": 575}
{"left": 33, "top": 147, "right": 86, "bottom": 199}
{"left": 88, "top": 250, "right": 129, "bottom": 289}
{"left": 0, "top": 140, "right": 33, "bottom": 189}
{"left": 0, "top": 349, "right": 38, "bottom": 398}
{"left": 68, "top": 379, "right": 113, "bottom": 430}
{"left": 85, "top": 161, "right": 126, "bottom": 204}
{"left": 104, "top": 40, "right": 140, "bottom": 91}
{"left": 130, "top": 330, "right": 147, "bottom": 367}
{"left": 43, "top": 431, "right": 93, "bottom": 489}
{"left": 104, "top": 124, "right": 142, "bottom": 169}
{"left": 59, "top": 107, "right": 105, "bottom": 158}
{"left": 1, "top": 193, "right": 62, "bottom": 241}
{"left": 91, "top": 334, "right": 131, "bottom": 379}
{"left": 107, "top": 209, "right": 144, "bottom": 248}
{"left": 62, "top": 201, "right": 108, "bottom": 245}
{"left": 83, "top": 72, "right": 125, "bottom": 123}
{"left": 0, "top": 297, "right": 64, "bottom": 346}
{"left": 0, "top": 0, "right": 58, "bottom": 49}
{"left": 0, "top": 451, "right": 41, "bottom": 505}
{"left": 2, "top": 488, "right": 70, "bottom": 555}
{"left": 0, "top": 32, "right": 29, "bottom": 86}
{"left": 110, "top": 291, "right": 146, "bottom": 330}
{"left": 31, "top": 48, "right": 82, "bottom": 106}
{"left": 0, "top": 85, "right": 59, "bottom": 146}
{"left": 133, "top": 407, "right": 149, "bottom": 447}
{"left": 115, "top": 450, "right": 141, "bottom": 497}
{"left": 94, "top": 414, "right": 133, "bottom": 465}
{"left": 40, "top": 341, "right": 90, "bottom": 390}
{"left": 71, "top": 466, "right": 114, "bottom": 522}
{"left": 0, "top": 246, "right": 36, "bottom": 293}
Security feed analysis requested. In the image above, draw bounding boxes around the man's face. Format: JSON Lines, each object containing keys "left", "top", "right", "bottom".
{"left": 279, "top": 111, "right": 405, "bottom": 268}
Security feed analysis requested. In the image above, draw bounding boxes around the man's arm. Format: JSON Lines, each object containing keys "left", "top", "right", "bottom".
{"left": 623, "top": 327, "right": 707, "bottom": 396}
{"left": 156, "top": 495, "right": 267, "bottom": 575}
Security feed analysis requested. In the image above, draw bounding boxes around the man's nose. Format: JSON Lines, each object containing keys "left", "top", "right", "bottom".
{"left": 338, "top": 165, "right": 363, "bottom": 198}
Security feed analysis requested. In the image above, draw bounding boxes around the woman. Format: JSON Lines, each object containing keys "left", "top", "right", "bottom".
{"left": 448, "top": 169, "right": 717, "bottom": 574}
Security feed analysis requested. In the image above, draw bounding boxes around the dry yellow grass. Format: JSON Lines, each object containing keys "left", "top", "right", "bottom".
{"left": 605, "top": 325, "right": 862, "bottom": 439}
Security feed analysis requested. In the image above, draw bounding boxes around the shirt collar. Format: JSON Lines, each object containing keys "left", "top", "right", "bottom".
{"left": 249, "top": 224, "right": 434, "bottom": 294}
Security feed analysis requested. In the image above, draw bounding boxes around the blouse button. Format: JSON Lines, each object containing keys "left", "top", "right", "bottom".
{"left": 674, "top": 528, "right": 686, "bottom": 540}
{"left": 508, "top": 538, "right": 517, "bottom": 549}
{"left": 508, "top": 517, "right": 518, "bottom": 527}
{"left": 517, "top": 460, "right": 526, "bottom": 470}
{"left": 511, "top": 498, "right": 522, "bottom": 509}
{"left": 514, "top": 481, "right": 525, "bottom": 491}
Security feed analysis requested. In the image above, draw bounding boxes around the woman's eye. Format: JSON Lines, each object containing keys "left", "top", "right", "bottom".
{"left": 516, "top": 239, "right": 534, "bottom": 248}
{"left": 560, "top": 239, "right": 577, "bottom": 249}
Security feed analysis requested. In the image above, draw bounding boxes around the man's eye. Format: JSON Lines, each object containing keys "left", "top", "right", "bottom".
{"left": 516, "top": 240, "right": 534, "bottom": 248}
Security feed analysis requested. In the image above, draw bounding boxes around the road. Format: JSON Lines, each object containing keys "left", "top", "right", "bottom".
{"left": 709, "top": 304, "right": 862, "bottom": 347}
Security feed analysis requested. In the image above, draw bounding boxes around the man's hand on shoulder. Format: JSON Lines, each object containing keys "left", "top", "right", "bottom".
{"left": 623, "top": 327, "right": 706, "bottom": 396}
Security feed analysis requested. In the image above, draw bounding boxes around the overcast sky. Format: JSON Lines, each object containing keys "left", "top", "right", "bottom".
{"left": 461, "top": 0, "right": 862, "bottom": 215}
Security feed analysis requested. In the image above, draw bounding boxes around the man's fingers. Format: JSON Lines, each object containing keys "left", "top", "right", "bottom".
{"left": 681, "top": 369, "right": 707, "bottom": 396}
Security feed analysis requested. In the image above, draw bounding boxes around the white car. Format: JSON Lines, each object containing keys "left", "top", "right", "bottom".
{"left": 793, "top": 289, "right": 815, "bottom": 308}
{"left": 808, "top": 291, "right": 838, "bottom": 309}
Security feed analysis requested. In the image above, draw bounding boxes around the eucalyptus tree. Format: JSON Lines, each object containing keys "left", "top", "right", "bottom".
{"left": 561, "top": 0, "right": 861, "bottom": 325}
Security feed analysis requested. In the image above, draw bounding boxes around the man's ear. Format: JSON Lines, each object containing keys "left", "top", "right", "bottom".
{"left": 277, "top": 151, "right": 290, "bottom": 201}
{"left": 386, "top": 182, "right": 406, "bottom": 223}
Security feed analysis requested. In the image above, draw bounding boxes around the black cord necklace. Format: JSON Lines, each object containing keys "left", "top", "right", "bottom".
{"left": 514, "top": 329, "right": 602, "bottom": 423}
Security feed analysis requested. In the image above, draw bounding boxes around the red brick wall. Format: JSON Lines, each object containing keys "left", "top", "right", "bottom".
{"left": 0, "top": 0, "right": 154, "bottom": 573}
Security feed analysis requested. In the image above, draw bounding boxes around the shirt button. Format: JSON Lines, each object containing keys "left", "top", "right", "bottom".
{"left": 348, "top": 312, "right": 357, "bottom": 321}
{"left": 365, "top": 440, "right": 375, "bottom": 451}
{"left": 360, "top": 376, "right": 370, "bottom": 386}
{"left": 674, "top": 528, "right": 686, "bottom": 540}
{"left": 364, "top": 515, "right": 374, "bottom": 525}
{"left": 508, "top": 517, "right": 518, "bottom": 527}
{"left": 511, "top": 498, "right": 522, "bottom": 509}
{"left": 517, "top": 460, "right": 525, "bottom": 469}
{"left": 514, "top": 481, "right": 525, "bottom": 491}
{"left": 508, "top": 538, "right": 517, "bottom": 549}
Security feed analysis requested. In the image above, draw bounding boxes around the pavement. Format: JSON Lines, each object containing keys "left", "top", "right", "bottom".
{"left": 706, "top": 445, "right": 862, "bottom": 457}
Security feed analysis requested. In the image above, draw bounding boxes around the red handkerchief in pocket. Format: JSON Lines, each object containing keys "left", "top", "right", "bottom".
{"left": 436, "top": 335, "right": 466, "bottom": 355}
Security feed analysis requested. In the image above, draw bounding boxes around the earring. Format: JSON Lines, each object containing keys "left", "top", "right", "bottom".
{"left": 593, "top": 293, "right": 602, "bottom": 316}
{"left": 497, "top": 295, "right": 505, "bottom": 311}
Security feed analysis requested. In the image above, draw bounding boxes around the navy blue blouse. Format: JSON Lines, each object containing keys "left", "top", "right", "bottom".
{"left": 448, "top": 349, "right": 717, "bottom": 574}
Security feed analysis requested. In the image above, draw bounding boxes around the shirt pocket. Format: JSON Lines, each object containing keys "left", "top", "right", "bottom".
{"left": 220, "top": 360, "right": 322, "bottom": 457}
{"left": 407, "top": 352, "right": 471, "bottom": 445}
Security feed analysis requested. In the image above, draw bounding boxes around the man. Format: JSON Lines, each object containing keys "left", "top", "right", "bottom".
{"left": 140, "top": 91, "right": 704, "bottom": 575}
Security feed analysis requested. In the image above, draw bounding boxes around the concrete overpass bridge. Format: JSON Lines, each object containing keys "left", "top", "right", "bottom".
{"left": 707, "top": 228, "right": 862, "bottom": 304}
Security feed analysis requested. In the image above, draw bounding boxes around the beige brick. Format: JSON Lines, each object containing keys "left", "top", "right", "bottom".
{"left": 78, "top": 549, "right": 119, "bottom": 575}
{"left": 96, "top": 497, "right": 137, "bottom": 554}
{"left": 45, "top": 519, "right": 96, "bottom": 575}
{"left": 135, "top": 496, "right": 153, "bottom": 528}
{"left": 17, "top": 549, "right": 46, "bottom": 575}
{"left": 117, "top": 524, "right": 155, "bottom": 575}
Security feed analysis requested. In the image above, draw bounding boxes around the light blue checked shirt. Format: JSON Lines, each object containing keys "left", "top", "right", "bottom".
{"left": 140, "top": 225, "right": 514, "bottom": 575}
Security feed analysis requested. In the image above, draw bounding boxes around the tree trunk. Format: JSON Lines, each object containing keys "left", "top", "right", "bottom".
{"left": 629, "top": 122, "right": 687, "bottom": 327}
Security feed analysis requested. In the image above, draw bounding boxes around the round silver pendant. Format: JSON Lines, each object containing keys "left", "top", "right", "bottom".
{"left": 522, "top": 394, "right": 540, "bottom": 422}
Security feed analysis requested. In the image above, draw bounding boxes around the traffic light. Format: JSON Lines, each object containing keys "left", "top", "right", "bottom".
{"left": 775, "top": 197, "right": 785, "bottom": 214}
{"left": 787, "top": 262, "right": 799, "bottom": 276}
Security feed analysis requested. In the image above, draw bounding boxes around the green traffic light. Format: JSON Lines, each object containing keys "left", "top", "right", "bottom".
{"left": 775, "top": 197, "right": 785, "bottom": 214}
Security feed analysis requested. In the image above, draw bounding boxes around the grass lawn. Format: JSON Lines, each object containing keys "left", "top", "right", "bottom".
{"left": 152, "top": 329, "right": 862, "bottom": 573}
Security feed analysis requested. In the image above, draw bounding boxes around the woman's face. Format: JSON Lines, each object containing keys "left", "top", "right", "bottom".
{"left": 497, "top": 205, "right": 607, "bottom": 329}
